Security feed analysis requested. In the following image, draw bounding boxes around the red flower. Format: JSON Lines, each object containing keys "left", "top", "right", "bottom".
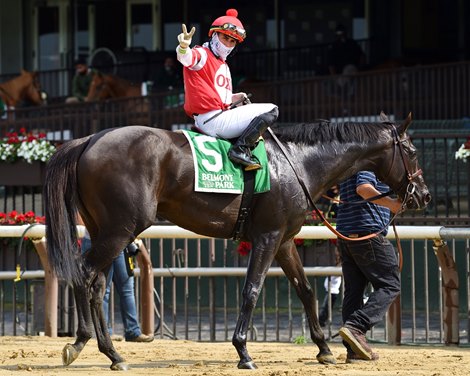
{"left": 16, "top": 214, "right": 26, "bottom": 223}
{"left": 464, "top": 136, "right": 470, "bottom": 149}
{"left": 294, "top": 238, "right": 304, "bottom": 246}
{"left": 236, "top": 241, "right": 252, "bottom": 256}
{"left": 0, "top": 210, "right": 45, "bottom": 225}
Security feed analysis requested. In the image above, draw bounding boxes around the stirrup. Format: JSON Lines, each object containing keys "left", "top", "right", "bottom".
{"left": 228, "top": 149, "right": 260, "bottom": 169}
{"left": 244, "top": 162, "right": 262, "bottom": 171}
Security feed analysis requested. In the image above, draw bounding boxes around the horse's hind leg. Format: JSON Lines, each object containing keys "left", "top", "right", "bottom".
{"left": 88, "top": 270, "right": 129, "bottom": 370}
{"left": 275, "top": 241, "right": 336, "bottom": 365}
{"left": 62, "top": 262, "right": 128, "bottom": 370}
{"left": 62, "top": 281, "right": 93, "bottom": 366}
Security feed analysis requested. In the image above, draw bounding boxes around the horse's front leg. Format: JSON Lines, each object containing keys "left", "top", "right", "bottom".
{"left": 275, "top": 240, "right": 336, "bottom": 365}
{"left": 232, "top": 239, "right": 276, "bottom": 369}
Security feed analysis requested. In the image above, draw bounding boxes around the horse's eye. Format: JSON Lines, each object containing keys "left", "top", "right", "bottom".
{"left": 406, "top": 145, "right": 417, "bottom": 159}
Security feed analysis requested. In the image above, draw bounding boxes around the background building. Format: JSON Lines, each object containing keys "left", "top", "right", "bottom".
{"left": 0, "top": 0, "right": 469, "bottom": 75}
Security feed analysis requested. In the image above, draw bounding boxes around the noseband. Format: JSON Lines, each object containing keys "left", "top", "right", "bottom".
{"left": 386, "top": 126, "right": 423, "bottom": 207}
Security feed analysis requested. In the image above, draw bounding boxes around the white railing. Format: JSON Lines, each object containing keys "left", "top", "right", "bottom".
{"left": 0, "top": 225, "right": 469, "bottom": 345}
{"left": 0, "top": 224, "right": 446, "bottom": 239}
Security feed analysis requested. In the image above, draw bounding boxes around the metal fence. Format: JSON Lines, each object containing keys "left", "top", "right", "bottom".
{"left": 0, "top": 225, "right": 469, "bottom": 346}
{"left": 0, "top": 62, "right": 470, "bottom": 220}
{"left": 2, "top": 60, "right": 470, "bottom": 131}
{"left": 1, "top": 59, "right": 470, "bottom": 342}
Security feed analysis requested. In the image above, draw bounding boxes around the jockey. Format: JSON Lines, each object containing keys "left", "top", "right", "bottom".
{"left": 176, "top": 8, "right": 278, "bottom": 171}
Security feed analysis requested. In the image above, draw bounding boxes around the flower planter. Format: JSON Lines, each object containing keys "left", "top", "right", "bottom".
{"left": 0, "top": 161, "right": 46, "bottom": 186}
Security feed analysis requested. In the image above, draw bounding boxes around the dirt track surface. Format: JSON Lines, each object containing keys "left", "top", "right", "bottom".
{"left": 0, "top": 336, "right": 468, "bottom": 375}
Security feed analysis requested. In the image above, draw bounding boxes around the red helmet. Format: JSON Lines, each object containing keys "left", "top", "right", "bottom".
{"left": 208, "top": 9, "right": 246, "bottom": 43}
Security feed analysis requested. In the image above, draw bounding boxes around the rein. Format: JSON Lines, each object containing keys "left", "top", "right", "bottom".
{"left": 321, "top": 190, "right": 392, "bottom": 205}
{"left": 267, "top": 126, "right": 418, "bottom": 249}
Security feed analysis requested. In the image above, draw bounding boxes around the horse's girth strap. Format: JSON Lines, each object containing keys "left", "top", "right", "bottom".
{"left": 232, "top": 169, "right": 256, "bottom": 240}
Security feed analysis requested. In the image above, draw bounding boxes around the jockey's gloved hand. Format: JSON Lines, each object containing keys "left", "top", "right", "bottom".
{"left": 231, "top": 92, "right": 250, "bottom": 107}
{"left": 178, "top": 24, "right": 196, "bottom": 49}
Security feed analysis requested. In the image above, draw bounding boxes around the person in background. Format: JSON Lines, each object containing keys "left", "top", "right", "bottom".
{"left": 317, "top": 185, "right": 342, "bottom": 327}
{"left": 336, "top": 171, "right": 402, "bottom": 363}
{"left": 153, "top": 56, "right": 184, "bottom": 108}
{"left": 153, "top": 56, "right": 183, "bottom": 92}
{"left": 176, "top": 8, "right": 278, "bottom": 171}
{"left": 66, "top": 57, "right": 93, "bottom": 103}
{"left": 326, "top": 24, "right": 366, "bottom": 98}
{"left": 327, "top": 24, "right": 365, "bottom": 77}
{"left": 318, "top": 247, "right": 342, "bottom": 327}
{"left": 78, "top": 215, "right": 154, "bottom": 343}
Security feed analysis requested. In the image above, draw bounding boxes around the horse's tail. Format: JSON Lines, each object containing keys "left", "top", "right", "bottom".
{"left": 44, "top": 135, "right": 92, "bottom": 284}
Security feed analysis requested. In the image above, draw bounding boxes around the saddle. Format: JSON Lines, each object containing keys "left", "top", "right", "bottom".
{"left": 182, "top": 129, "right": 269, "bottom": 240}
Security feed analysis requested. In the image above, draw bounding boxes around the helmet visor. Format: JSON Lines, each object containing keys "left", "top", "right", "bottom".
{"left": 210, "top": 23, "right": 246, "bottom": 40}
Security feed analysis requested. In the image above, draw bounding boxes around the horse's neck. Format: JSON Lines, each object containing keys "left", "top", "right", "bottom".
{"left": 0, "top": 80, "right": 21, "bottom": 106}
{"left": 123, "top": 81, "right": 141, "bottom": 97}
{"left": 109, "top": 77, "right": 139, "bottom": 97}
{"left": 126, "top": 85, "right": 142, "bottom": 97}
{"left": 304, "top": 141, "right": 378, "bottom": 196}
{"left": 329, "top": 140, "right": 388, "bottom": 185}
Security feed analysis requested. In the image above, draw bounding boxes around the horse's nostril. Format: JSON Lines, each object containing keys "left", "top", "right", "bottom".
{"left": 424, "top": 193, "right": 432, "bottom": 204}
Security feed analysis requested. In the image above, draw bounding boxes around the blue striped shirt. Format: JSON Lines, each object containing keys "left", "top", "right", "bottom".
{"left": 336, "top": 171, "right": 391, "bottom": 236}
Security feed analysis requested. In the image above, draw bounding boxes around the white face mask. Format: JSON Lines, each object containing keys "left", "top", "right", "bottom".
{"left": 211, "top": 33, "right": 234, "bottom": 61}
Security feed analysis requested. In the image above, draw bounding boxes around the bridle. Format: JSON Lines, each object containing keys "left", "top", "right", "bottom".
{"left": 29, "top": 77, "right": 43, "bottom": 103}
{"left": 89, "top": 75, "right": 113, "bottom": 100}
{"left": 91, "top": 82, "right": 109, "bottom": 100}
{"left": 267, "top": 124, "right": 423, "bottom": 242}
{"left": 385, "top": 126, "right": 423, "bottom": 207}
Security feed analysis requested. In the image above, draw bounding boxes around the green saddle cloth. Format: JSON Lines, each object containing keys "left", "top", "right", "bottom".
{"left": 183, "top": 130, "right": 270, "bottom": 194}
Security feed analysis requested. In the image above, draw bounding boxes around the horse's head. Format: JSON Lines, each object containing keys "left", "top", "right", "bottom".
{"left": 86, "top": 72, "right": 112, "bottom": 101}
{"left": 20, "top": 69, "right": 43, "bottom": 105}
{"left": 377, "top": 112, "right": 431, "bottom": 210}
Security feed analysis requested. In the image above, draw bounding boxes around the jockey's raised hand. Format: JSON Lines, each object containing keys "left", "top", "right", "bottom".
{"left": 178, "top": 24, "right": 196, "bottom": 49}
{"left": 175, "top": 9, "right": 279, "bottom": 171}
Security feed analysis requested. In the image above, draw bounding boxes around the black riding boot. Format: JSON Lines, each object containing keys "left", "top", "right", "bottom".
{"left": 228, "top": 107, "right": 278, "bottom": 170}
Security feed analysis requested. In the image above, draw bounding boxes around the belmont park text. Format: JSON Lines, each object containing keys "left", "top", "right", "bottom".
{"left": 201, "top": 172, "right": 235, "bottom": 189}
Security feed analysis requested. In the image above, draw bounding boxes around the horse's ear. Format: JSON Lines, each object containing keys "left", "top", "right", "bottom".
{"left": 379, "top": 111, "right": 390, "bottom": 122}
{"left": 21, "top": 69, "right": 27, "bottom": 75}
{"left": 397, "top": 112, "right": 412, "bottom": 135}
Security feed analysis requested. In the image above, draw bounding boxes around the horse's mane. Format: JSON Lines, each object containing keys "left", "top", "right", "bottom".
{"left": 272, "top": 121, "right": 394, "bottom": 145}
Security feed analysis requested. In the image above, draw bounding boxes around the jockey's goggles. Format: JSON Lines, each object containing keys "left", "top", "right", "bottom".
{"left": 211, "top": 23, "right": 246, "bottom": 41}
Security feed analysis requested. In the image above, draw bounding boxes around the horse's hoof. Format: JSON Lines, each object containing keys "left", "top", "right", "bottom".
{"left": 237, "top": 360, "right": 258, "bottom": 369}
{"left": 110, "top": 361, "right": 130, "bottom": 371}
{"left": 62, "top": 343, "right": 80, "bottom": 366}
{"left": 317, "top": 353, "right": 337, "bottom": 365}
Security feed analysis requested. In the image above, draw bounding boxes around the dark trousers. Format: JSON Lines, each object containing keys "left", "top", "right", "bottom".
{"left": 338, "top": 234, "right": 401, "bottom": 333}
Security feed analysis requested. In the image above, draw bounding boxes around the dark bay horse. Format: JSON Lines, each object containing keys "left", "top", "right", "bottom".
{"left": 44, "top": 112, "right": 431, "bottom": 370}
{"left": 86, "top": 71, "right": 142, "bottom": 101}
{"left": 0, "top": 69, "right": 43, "bottom": 108}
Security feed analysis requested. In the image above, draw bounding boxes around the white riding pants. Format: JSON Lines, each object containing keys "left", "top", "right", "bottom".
{"left": 194, "top": 103, "right": 278, "bottom": 139}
